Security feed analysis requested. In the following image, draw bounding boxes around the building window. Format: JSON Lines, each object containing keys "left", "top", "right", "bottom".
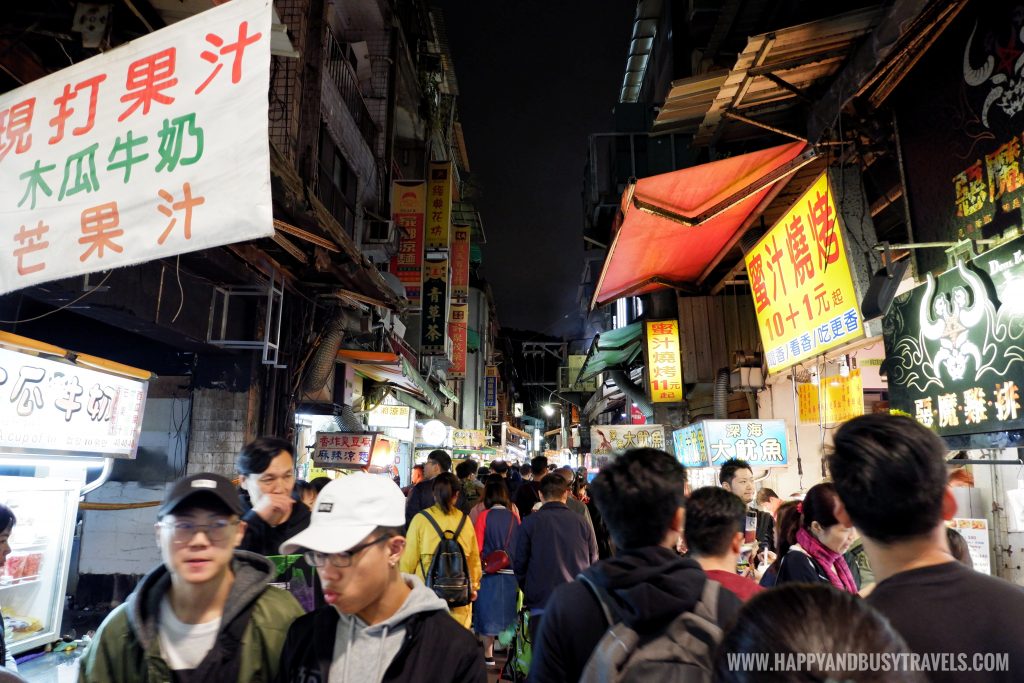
{"left": 316, "top": 124, "right": 358, "bottom": 237}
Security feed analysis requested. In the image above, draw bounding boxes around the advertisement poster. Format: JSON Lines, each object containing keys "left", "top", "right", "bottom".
{"left": 645, "top": 320, "right": 684, "bottom": 403}
{"left": 420, "top": 258, "right": 449, "bottom": 355}
{"left": 314, "top": 432, "right": 387, "bottom": 470}
{"left": 672, "top": 419, "right": 788, "bottom": 468}
{"left": 797, "top": 369, "right": 865, "bottom": 424}
{"left": 949, "top": 518, "right": 992, "bottom": 575}
{"left": 0, "top": 0, "right": 274, "bottom": 295}
{"left": 590, "top": 425, "right": 665, "bottom": 454}
{"left": 0, "top": 345, "right": 147, "bottom": 459}
{"left": 744, "top": 174, "right": 865, "bottom": 373}
{"left": 389, "top": 180, "right": 425, "bottom": 306}
{"left": 425, "top": 161, "right": 452, "bottom": 251}
{"left": 883, "top": 235, "right": 1024, "bottom": 438}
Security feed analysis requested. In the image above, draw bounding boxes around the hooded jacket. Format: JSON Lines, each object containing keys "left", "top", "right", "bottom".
{"left": 275, "top": 574, "right": 485, "bottom": 683}
{"left": 529, "top": 545, "right": 742, "bottom": 683}
{"left": 79, "top": 551, "right": 304, "bottom": 683}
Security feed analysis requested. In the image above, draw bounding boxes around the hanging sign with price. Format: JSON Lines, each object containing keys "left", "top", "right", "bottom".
{"left": 744, "top": 173, "right": 865, "bottom": 373}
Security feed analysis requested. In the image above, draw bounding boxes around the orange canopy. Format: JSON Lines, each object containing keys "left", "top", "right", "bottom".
{"left": 591, "top": 141, "right": 809, "bottom": 308}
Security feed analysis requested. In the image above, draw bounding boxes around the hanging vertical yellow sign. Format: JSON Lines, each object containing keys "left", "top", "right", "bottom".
{"left": 645, "top": 320, "right": 684, "bottom": 403}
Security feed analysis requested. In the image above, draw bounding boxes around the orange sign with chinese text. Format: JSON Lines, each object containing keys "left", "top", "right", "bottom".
{"left": 425, "top": 161, "right": 452, "bottom": 251}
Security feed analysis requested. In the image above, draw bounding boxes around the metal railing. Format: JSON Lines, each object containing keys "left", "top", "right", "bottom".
{"left": 324, "top": 26, "right": 378, "bottom": 151}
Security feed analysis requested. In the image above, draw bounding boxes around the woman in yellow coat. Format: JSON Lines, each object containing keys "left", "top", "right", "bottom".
{"left": 401, "top": 472, "right": 482, "bottom": 629}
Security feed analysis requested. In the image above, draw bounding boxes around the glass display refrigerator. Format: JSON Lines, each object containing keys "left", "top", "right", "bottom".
{"left": 0, "top": 476, "right": 80, "bottom": 654}
{"left": 0, "top": 330, "right": 150, "bottom": 655}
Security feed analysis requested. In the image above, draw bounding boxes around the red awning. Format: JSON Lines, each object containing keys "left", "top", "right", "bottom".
{"left": 591, "top": 141, "right": 812, "bottom": 308}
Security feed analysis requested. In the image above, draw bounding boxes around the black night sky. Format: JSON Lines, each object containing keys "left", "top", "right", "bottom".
{"left": 435, "top": 1, "right": 636, "bottom": 338}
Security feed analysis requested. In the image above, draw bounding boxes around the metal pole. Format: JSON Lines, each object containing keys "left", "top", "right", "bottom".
{"left": 790, "top": 372, "right": 804, "bottom": 490}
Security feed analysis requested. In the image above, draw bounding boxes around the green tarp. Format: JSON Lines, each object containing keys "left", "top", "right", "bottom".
{"left": 577, "top": 322, "right": 644, "bottom": 382}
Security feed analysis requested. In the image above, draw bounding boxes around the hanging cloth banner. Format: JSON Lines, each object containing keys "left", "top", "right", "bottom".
{"left": 0, "top": 0, "right": 274, "bottom": 296}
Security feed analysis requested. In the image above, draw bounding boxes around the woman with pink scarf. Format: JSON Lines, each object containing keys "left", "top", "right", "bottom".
{"left": 773, "top": 483, "right": 858, "bottom": 593}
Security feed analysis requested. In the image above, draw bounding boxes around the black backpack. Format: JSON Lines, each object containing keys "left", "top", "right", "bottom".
{"left": 418, "top": 510, "right": 472, "bottom": 608}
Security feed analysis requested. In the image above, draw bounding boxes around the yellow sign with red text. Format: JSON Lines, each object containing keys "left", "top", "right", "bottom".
{"left": 645, "top": 320, "right": 684, "bottom": 403}
{"left": 744, "top": 174, "right": 864, "bottom": 373}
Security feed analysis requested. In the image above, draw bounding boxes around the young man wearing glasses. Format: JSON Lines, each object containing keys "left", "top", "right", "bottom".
{"left": 277, "top": 472, "right": 486, "bottom": 683}
{"left": 80, "top": 473, "right": 304, "bottom": 682}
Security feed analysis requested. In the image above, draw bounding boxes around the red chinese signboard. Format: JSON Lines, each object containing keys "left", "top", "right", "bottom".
{"left": 389, "top": 180, "right": 425, "bottom": 306}
{"left": 449, "top": 226, "right": 470, "bottom": 377}
{"left": 425, "top": 161, "right": 452, "bottom": 251}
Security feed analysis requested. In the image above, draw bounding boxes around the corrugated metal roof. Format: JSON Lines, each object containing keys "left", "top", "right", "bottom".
{"left": 654, "top": 7, "right": 884, "bottom": 144}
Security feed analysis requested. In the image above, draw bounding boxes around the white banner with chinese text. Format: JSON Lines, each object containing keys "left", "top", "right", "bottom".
{"left": 0, "top": 0, "right": 273, "bottom": 295}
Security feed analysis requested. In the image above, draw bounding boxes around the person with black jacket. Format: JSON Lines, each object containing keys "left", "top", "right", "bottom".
{"left": 530, "top": 449, "right": 742, "bottom": 683}
{"left": 719, "top": 458, "right": 775, "bottom": 554}
{"left": 276, "top": 472, "right": 485, "bottom": 683}
{"left": 513, "top": 455, "right": 547, "bottom": 519}
{"left": 237, "top": 437, "right": 311, "bottom": 557}
{"left": 405, "top": 449, "right": 451, "bottom": 527}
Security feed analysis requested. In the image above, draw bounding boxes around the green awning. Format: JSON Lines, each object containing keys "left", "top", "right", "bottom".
{"left": 470, "top": 244, "right": 483, "bottom": 264}
{"left": 467, "top": 328, "right": 481, "bottom": 352}
{"left": 577, "top": 322, "right": 644, "bottom": 382}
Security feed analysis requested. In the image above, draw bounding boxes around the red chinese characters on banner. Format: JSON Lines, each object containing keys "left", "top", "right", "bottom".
{"left": 645, "top": 320, "right": 683, "bottom": 403}
{"left": 389, "top": 181, "right": 425, "bottom": 305}
{"left": 0, "top": 98, "right": 37, "bottom": 162}
{"left": 743, "top": 174, "right": 864, "bottom": 373}
{"left": 449, "top": 322, "right": 468, "bottom": 378}
{"left": 195, "top": 21, "right": 263, "bottom": 95}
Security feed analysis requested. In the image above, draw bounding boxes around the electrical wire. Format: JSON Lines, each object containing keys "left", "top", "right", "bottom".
{"left": 170, "top": 254, "right": 185, "bottom": 323}
{"left": 0, "top": 270, "right": 114, "bottom": 324}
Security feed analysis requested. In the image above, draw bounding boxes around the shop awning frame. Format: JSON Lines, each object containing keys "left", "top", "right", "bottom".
{"left": 591, "top": 141, "right": 816, "bottom": 309}
{"left": 577, "top": 322, "right": 644, "bottom": 383}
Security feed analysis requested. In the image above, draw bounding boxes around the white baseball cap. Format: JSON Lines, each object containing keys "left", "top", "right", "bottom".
{"left": 279, "top": 473, "right": 406, "bottom": 555}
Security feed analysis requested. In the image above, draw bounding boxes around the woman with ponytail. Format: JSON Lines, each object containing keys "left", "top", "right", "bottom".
{"left": 772, "top": 483, "right": 858, "bottom": 593}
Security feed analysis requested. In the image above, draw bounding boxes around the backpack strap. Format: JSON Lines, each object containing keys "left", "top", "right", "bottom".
{"left": 418, "top": 510, "right": 448, "bottom": 579}
{"left": 577, "top": 573, "right": 619, "bottom": 627}
{"left": 454, "top": 510, "right": 469, "bottom": 539}
{"left": 692, "top": 576, "right": 721, "bottom": 623}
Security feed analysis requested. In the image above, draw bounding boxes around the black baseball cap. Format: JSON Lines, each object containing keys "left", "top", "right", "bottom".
{"left": 159, "top": 473, "right": 244, "bottom": 518}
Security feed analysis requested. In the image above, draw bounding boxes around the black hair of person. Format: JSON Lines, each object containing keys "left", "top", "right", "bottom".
{"left": 800, "top": 482, "right": 841, "bottom": 530}
{"left": 237, "top": 436, "right": 295, "bottom": 475}
{"left": 0, "top": 504, "right": 16, "bottom": 534}
{"left": 431, "top": 472, "right": 460, "bottom": 512}
{"left": 483, "top": 475, "right": 512, "bottom": 509}
{"left": 530, "top": 455, "right": 549, "bottom": 477}
{"left": 538, "top": 473, "right": 568, "bottom": 500}
{"left": 426, "top": 449, "right": 452, "bottom": 472}
{"left": 718, "top": 458, "right": 752, "bottom": 485}
{"left": 455, "top": 461, "right": 471, "bottom": 479}
{"left": 714, "top": 584, "right": 925, "bottom": 683}
{"left": 685, "top": 486, "right": 745, "bottom": 557}
{"left": 309, "top": 476, "right": 332, "bottom": 493}
{"left": 591, "top": 448, "right": 687, "bottom": 551}
{"left": 829, "top": 413, "right": 948, "bottom": 543}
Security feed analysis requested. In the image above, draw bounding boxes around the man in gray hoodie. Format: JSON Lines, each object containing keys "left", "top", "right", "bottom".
{"left": 276, "top": 473, "right": 485, "bottom": 683}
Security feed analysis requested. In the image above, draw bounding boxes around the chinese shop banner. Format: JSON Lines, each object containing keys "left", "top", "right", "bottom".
{"left": 420, "top": 258, "right": 449, "bottom": 355}
{"left": 884, "top": 234, "right": 1024, "bottom": 438}
{"left": 672, "top": 419, "right": 788, "bottom": 468}
{"left": 644, "top": 320, "right": 684, "bottom": 403}
{"left": 745, "top": 174, "right": 865, "bottom": 373}
{"left": 891, "top": 0, "right": 1024, "bottom": 276}
{"left": 367, "top": 404, "right": 411, "bottom": 429}
{"left": 0, "top": 0, "right": 273, "bottom": 296}
{"left": 314, "top": 432, "right": 389, "bottom": 469}
{"left": 449, "top": 226, "right": 470, "bottom": 378}
{"left": 484, "top": 365, "right": 498, "bottom": 408}
{"left": 389, "top": 180, "right": 425, "bottom": 306}
{"left": 797, "top": 369, "right": 865, "bottom": 424}
{"left": 425, "top": 161, "right": 452, "bottom": 250}
{"left": 452, "top": 429, "right": 486, "bottom": 450}
{"left": 590, "top": 425, "right": 666, "bottom": 455}
{"left": 0, "top": 345, "right": 147, "bottom": 459}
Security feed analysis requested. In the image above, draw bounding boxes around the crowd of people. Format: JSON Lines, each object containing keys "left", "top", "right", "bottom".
{"left": 0, "top": 413, "right": 1011, "bottom": 682}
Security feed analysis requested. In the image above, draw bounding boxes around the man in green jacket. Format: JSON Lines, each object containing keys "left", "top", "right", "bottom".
{"left": 80, "top": 473, "right": 303, "bottom": 683}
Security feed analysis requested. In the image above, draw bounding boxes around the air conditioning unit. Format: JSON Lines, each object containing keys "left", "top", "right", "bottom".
{"left": 364, "top": 220, "right": 396, "bottom": 244}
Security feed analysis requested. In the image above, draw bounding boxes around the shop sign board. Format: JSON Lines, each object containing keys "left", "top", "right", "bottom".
{"left": 0, "top": 0, "right": 274, "bottom": 296}
{"left": 420, "top": 258, "right": 448, "bottom": 355}
{"left": 744, "top": 174, "right": 865, "bottom": 373}
{"left": 566, "top": 354, "right": 598, "bottom": 392}
{"left": 590, "top": 425, "right": 666, "bottom": 455}
{"left": 644, "top": 320, "right": 684, "bottom": 403}
{"left": 484, "top": 371, "right": 497, "bottom": 408}
{"left": 390, "top": 180, "right": 426, "bottom": 306}
{"left": 672, "top": 419, "right": 788, "bottom": 468}
{"left": 890, "top": 0, "right": 1024, "bottom": 276}
{"left": 883, "top": 234, "right": 1024, "bottom": 438}
{"left": 0, "top": 346, "right": 147, "bottom": 459}
{"left": 449, "top": 226, "right": 470, "bottom": 378}
{"left": 630, "top": 404, "right": 646, "bottom": 424}
{"left": 948, "top": 518, "right": 991, "bottom": 575}
{"left": 366, "top": 404, "right": 411, "bottom": 429}
{"left": 797, "top": 369, "right": 864, "bottom": 424}
{"left": 425, "top": 161, "right": 452, "bottom": 250}
{"left": 452, "top": 429, "right": 486, "bottom": 450}
{"left": 484, "top": 406, "right": 498, "bottom": 423}
{"left": 314, "top": 432, "right": 387, "bottom": 469}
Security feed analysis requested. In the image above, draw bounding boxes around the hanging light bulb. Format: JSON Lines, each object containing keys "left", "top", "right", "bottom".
{"left": 838, "top": 354, "right": 850, "bottom": 377}
{"left": 809, "top": 366, "right": 819, "bottom": 386}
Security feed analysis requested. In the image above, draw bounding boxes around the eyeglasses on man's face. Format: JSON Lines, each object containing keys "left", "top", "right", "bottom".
{"left": 159, "top": 519, "right": 239, "bottom": 544}
{"left": 304, "top": 535, "right": 390, "bottom": 568}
